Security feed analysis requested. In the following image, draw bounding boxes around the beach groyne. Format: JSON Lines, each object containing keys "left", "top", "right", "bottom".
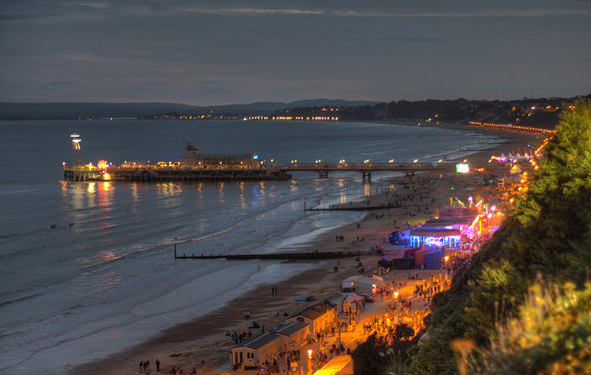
{"left": 174, "top": 251, "right": 362, "bottom": 260}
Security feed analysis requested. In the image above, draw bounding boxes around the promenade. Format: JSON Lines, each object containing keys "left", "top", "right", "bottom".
{"left": 214, "top": 268, "right": 449, "bottom": 375}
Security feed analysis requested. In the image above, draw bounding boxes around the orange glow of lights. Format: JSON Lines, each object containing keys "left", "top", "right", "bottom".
{"left": 97, "top": 160, "right": 109, "bottom": 169}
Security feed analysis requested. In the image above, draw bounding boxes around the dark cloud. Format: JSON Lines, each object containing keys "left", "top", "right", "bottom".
{"left": 1, "top": 0, "right": 590, "bottom": 104}
{"left": 46, "top": 81, "right": 76, "bottom": 86}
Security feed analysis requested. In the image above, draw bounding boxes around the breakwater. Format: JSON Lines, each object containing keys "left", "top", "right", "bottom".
{"left": 174, "top": 251, "right": 362, "bottom": 260}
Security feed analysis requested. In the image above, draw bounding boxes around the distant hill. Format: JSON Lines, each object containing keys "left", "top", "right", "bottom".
{"left": 274, "top": 95, "right": 591, "bottom": 130}
{"left": 286, "top": 99, "right": 380, "bottom": 108}
{"left": 0, "top": 102, "right": 202, "bottom": 120}
{"left": 0, "top": 99, "right": 383, "bottom": 120}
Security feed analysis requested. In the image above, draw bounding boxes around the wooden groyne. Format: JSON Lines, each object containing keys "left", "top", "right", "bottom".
{"left": 174, "top": 251, "right": 361, "bottom": 260}
{"left": 305, "top": 205, "right": 401, "bottom": 212}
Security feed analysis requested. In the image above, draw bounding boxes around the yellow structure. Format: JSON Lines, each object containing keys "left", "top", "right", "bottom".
{"left": 288, "top": 302, "right": 338, "bottom": 338}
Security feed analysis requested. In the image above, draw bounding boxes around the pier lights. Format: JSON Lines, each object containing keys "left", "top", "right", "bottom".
{"left": 413, "top": 159, "right": 419, "bottom": 163}
{"left": 363, "top": 159, "right": 369, "bottom": 164}
{"left": 438, "top": 159, "right": 443, "bottom": 163}
{"left": 388, "top": 159, "right": 394, "bottom": 164}
{"left": 315, "top": 159, "right": 322, "bottom": 164}
{"left": 339, "top": 159, "right": 346, "bottom": 164}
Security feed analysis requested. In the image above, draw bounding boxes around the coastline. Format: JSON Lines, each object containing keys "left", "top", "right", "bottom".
{"left": 69, "top": 122, "right": 542, "bottom": 375}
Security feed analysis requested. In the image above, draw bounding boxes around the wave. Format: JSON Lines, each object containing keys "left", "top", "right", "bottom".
{"left": 0, "top": 291, "right": 46, "bottom": 312}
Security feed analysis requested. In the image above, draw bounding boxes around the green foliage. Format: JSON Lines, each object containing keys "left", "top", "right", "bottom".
{"left": 352, "top": 333, "right": 392, "bottom": 375}
{"left": 470, "top": 281, "right": 591, "bottom": 374}
{"left": 352, "top": 324, "right": 418, "bottom": 375}
{"left": 463, "top": 260, "right": 527, "bottom": 345}
{"left": 508, "top": 99, "right": 591, "bottom": 286}
{"left": 404, "top": 99, "right": 591, "bottom": 375}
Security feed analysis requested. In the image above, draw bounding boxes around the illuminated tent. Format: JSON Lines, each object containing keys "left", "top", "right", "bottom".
{"left": 409, "top": 228, "right": 461, "bottom": 248}
{"left": 510, "top": 164, "right": 522, "bottom": 174}
{"left": 341, "top": 293, "right": 365, "bottom": 314}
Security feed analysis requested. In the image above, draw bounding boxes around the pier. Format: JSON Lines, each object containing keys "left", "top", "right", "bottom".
{"left": 107, "top": 166, "right": 291, "bottom": 181}
{"left": 63, "top": 137, "right": 510, "bottom": 183}
{"left": 63, "top": 162, "right": 477, "bottom": 182}
{"left": 283, "top": 162, "right": 458, "bottom": 181}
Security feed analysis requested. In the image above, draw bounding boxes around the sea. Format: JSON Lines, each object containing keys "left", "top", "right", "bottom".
{"left": 0, "top": 119, "right": 501, "bottom": 374}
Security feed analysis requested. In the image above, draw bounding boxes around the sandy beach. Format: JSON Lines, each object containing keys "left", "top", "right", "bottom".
{"left": 70, "top": 122, "right": 541, "bottom": 375}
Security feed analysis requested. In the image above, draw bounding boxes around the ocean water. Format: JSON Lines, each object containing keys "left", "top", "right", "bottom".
{"left": 0, "top": 119, "right": 500, "bottom": 374}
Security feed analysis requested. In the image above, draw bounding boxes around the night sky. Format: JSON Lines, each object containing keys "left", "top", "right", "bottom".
{"left": 1, "top": 1, "right": 590, "bottom": 105}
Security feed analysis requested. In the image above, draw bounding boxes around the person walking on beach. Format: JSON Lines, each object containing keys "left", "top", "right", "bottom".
{"left": 156, "top": 359, "right": 160, "bottom": 372}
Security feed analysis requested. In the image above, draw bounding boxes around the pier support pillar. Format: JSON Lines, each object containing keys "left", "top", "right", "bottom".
{"left": 362, "top": 172, "right": 372, "bottom": 183}
{"left": 318, "top": 171, "right": 329, "bottom": 179}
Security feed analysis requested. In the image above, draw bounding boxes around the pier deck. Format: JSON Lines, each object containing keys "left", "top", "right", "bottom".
{"left": 64, "top": 162, "right": 511, "bottom": 182}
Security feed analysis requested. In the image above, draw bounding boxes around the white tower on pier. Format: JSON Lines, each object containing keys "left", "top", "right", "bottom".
{"left": 70, "top": 134, "right": 84, "bottom": 166}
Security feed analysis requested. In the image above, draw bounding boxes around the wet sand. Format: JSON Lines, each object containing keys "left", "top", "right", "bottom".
{"left": 70, "top": 123, "right": 541, "bottom": 375}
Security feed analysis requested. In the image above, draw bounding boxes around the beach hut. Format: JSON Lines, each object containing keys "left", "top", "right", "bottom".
{"left": 425, "top": 250, "right": 444, "bottom": 269}
{"left": 231, "top": 332, "right": 282, "bottom": 370}
{"left": 287, "top": 302, "right": 337, "bottom": 337}
{"left": 274, "top": 320, "right": 310, "bottom": 349}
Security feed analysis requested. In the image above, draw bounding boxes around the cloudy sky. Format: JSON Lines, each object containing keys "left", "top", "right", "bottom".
{"left": 1, "top": 0, "right": 590, "bottom": 105}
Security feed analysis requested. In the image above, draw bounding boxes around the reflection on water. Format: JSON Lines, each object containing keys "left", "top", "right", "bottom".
{"left": 289, "top": 180, "right": 299, "bottom": 193}
{"left": 131, "top": 183, "right": 139, "bottom": 202}
{"left": 340, "top": 194, "right": 348, "bottom": 204}
{"left": 100, "top": 250, "right": 119, "bottom": 262}
{"left": 218, "top": 182, "right": 225, "bottom": 203}
{"left": 156, "top": 182, "right": 183, "bottom": 198}
{"left": 74, "top": 271, "right": 120, "bottom": 298}
{"left": 97, "top": 181, "right": 114, "bottom": 210}
{"left": 238, "top": 182, "right": 246, "bottom": 210}
{"left": 364, "top": 182, "right": 371, "bottom": 198}
{"left": 252, "top": 182, "right": 266, "bottom": 207}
